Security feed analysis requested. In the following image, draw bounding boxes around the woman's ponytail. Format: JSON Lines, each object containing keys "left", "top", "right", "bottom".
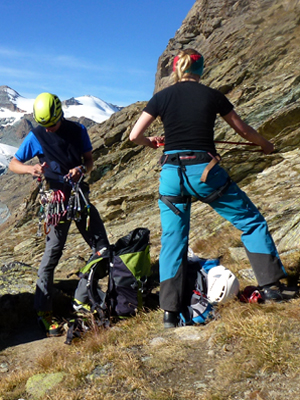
{"left": 172, "top": 49, "right": 204, "bottom": 82}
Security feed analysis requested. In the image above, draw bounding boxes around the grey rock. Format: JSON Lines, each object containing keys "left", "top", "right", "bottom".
{"left": 0, "top": 0, "right": 299, "bottom": 326}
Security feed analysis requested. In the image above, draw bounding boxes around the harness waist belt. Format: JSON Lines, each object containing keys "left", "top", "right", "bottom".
{"left": 160, "top": 151, "right": 213, "bottom": 166}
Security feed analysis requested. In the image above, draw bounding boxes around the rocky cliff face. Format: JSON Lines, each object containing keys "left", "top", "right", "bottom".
{"left": 0, "top": 0, "right": 300, "bottom": 296}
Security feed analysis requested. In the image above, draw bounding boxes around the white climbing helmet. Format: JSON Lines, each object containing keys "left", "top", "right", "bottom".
{"left": 207, "top": 265, "right": 240, "bottom": 304}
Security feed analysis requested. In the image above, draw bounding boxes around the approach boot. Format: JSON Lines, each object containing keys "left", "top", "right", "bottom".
{"left": 262, "top": 282, "right": 299, "bottom": 302}
{"left": 163, "top": 311, "right": 179, "bottom": 329}
{"left": 37, "top": 311, "right": 61, "bottom": 337}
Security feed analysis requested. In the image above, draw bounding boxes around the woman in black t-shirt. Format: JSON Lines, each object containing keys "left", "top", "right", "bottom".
{"left": 130, "top": 48, "right": 296, "bottom": 328}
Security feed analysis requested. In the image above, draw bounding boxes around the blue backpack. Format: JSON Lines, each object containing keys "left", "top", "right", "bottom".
{"left": 179, "top": 249, "right": 220, "bottom": 326}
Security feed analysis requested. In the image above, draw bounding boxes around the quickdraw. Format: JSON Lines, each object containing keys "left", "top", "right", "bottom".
{"left": 37, "top": 181, "right": 67, "bottom": 236}
{"left": 36, "top": 172, "right": 91, "bottom": 236}
{"left": 64, "top": 174, "right": 91, "bottom": 231}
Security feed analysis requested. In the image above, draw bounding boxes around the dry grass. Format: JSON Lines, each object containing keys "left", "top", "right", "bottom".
{"left": 192, "top": 224, "right": 243, "bottom": 261}
{"left": 2, "top": 225, "right": 300, "bottom": 399}
{"left": 2, "top": 297, "right": 300, "bottom": 400}
{"left": 216, "top": 301, "right": 300, "bottom": 370}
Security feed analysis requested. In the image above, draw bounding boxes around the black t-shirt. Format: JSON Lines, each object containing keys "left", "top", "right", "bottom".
{"left": 144, "top": 81, "right": 233, "bottom": 154}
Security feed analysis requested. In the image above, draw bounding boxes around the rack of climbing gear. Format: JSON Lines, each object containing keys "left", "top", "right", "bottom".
{"left": 36, "top": 177, "right": 67, "bottom": 236}
{"left": 64, "top": 174, "right": 91, "bottom": 230}
{"left": 36, "top": 171, "right": 91, "bottom": 236}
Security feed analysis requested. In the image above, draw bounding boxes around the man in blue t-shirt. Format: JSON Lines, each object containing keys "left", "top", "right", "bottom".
{"left": 9, "top": 92, "right": 109, "bottom": 336}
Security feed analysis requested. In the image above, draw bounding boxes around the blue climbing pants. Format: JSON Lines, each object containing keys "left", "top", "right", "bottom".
{"left": 159, "top": 158, "right": 286, "bottom": 312}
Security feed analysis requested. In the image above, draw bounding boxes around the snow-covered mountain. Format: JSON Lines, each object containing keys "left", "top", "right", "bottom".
{"left": 0, "top": 142, "right": 19, "bottom": 225}
{"left": 0, "top": 85, "right": 122, "bottom": 178}
{"left": 0, "top": 142, "right": 18, "bottom": 164}
{"left": 0, "top": 142, "right": 19, "bottom": 173}
{"left": 0, "top": 85, "right": 121, "bottom": 128}
{"left": 0, "top": 86, "right": 122, "bottom": 223}
{"left": 63, "top": 95, "right": 120, "bottom": 123}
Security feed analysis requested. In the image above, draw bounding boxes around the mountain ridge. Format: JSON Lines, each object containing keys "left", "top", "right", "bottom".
{"left": 1, "top": 0, "right": 300, "bottom": 292}
{"left": 0, "top": 85, "right": 122, "bottom": 146}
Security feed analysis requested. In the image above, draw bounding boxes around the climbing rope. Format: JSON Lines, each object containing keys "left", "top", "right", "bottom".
{"left": 214, "top": 140, "right": 263, "bottom": 152}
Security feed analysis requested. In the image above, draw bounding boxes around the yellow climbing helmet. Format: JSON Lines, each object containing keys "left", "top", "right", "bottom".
{"left": 33, "top": 92, "right": 63, "bottom": 127}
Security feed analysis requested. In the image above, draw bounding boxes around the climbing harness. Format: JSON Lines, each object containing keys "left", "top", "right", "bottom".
{"left": 159, "top": 151, "right": 232, "bottom": 215}
{"left": 36, "top": 171, "right": 91, "bottom": 236}
{"left": 159, "top": 194, "right": 191, "bottom": 216}
{"left": 157, "top": 136, "right": 262, "bottom": 215}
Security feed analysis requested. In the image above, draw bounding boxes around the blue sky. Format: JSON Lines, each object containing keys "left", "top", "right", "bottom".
{"left": 0, "top": 1, "right": 195, "bottom": 107}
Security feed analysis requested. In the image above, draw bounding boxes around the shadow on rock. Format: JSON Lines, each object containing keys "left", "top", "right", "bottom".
{"left": 0, "top": 282, "right": 79, "bottom": 351}
{"left": 0, "top": 265, "right": 161, "bottom": 350}
{"left": 0, "top": 292, "right": 45, "bottom": 351}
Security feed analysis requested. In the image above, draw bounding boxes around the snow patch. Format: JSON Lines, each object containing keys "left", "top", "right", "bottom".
{"left": 0, "top": 88, "right": 120, "bottom": 127}
{"left": 0, "top": 143, "right": 18, "bottom": 170}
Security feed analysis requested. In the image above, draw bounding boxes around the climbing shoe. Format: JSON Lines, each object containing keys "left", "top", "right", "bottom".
{"left": 163, "top": 311, "right": 179, "bottom": 329}
{"left": 37, "top": 311, "right": 61, "bottom": 337}
{"left": 262, "top": 282, "right": 299, "bottom": 302}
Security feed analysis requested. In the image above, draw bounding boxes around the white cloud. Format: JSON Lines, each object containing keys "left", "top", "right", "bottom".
{"left": 0, "top": 66, "right": 40, "bottom": 79}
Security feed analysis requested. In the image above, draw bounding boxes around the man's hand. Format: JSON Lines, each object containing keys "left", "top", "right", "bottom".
{"left": 66, "top": 166, "right": 84, "bottom": 182}
{"left": 31, "top": 162, "right": 47, "bottom": 177}
{"left": 9, "top": 158, "right": 48, "bottom": 177}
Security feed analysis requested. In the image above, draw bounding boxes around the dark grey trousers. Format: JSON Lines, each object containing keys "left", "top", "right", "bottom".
{"left": 34, "top": 203, "right": 109, "bottom": 312}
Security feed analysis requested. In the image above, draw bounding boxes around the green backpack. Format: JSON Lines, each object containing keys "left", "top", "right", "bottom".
{"left": 80, "top": 227, "right": 152, "bottom": 318}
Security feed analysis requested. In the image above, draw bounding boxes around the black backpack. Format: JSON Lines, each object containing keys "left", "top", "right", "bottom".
{"left": 65, "top": 228, "right": 153, "bottom": 344}
{"left": 89, "top": 227, "right": 152, "bottom": 318}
